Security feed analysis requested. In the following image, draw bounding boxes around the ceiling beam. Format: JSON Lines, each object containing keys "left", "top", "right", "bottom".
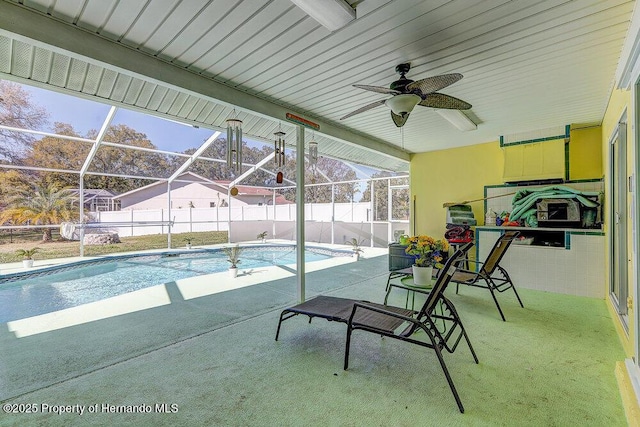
{"left": 0, "top": 1, "right": 409, "bottom": 164}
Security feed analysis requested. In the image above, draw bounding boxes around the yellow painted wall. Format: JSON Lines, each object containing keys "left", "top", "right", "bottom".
{"left": 570, "top": 126, "right": 602, "bottom": 180}
{"left": 410, "top": 141, "right": 503, "bottom": 238}
{"left": 601, "top": 87, "right": 633, "bottom": 357}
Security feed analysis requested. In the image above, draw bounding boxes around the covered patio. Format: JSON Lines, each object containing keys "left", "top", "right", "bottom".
{"left": 0, "top": 254, "right": 626, "bottom": 425}
{"left": 0, "top": 1, "right": 639, "bottom": 425}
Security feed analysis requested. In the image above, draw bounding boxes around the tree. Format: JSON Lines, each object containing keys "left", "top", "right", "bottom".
{"left": 273, "top": 155, "right": 359, "bottom": 203}
{"left": 181, "top": 138, "right": 245, "bottom": 182}
{"left": 0, "top": 182, "right": 79, "bottom": 241}
{"left": 23, "top": 122, "right": 87, "bottom": 188}
{"left": 84, "top": 124, "right": 173, "bottom": 192}
{"left": 0, "top": 81, "right": 49, "bottom": 163}
{"left": 21, "top": 122, "right": 175, "bottom": 193}
{"left": 360, "top": 172, "right": 409, "bottom": 221}
{"left": 0, "top": 169, "right": 31, "bottom": 210}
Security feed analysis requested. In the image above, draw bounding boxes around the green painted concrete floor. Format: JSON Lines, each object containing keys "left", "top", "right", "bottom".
{"left": 0, "top": 254, "right": 628, "bottom": 426}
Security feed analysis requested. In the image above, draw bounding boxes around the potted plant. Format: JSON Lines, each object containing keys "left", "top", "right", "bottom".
{"left": 347, "top": 237, "right": 364, "bottom": 261}
{"left": 404, "top": 235, "right": 448, "bottom": 287}
{"left": 222, "top": 244, "right": 242, "bottom": 278}
{"left": 184, "top": 237, "right": 193, "bottom": 249}
{"left": 16, "top": 247, "right": 41, "bottom": 268}
{"left": 257, "top": 231, "right": 268, "bottom": 243}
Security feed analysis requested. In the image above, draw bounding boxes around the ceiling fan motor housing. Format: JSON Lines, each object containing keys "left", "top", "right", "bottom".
{"left": 390, "top": 77, "right": 414, "bottom": 92}
{"left": 390, "top": 62, "right": 413, "bottom": 92}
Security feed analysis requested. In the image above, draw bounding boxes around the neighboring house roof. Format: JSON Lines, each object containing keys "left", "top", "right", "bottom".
{"left": 213, "top": 181, "right": 274, "bottom": 196}
{"left": 71, "top": 189, "right": 120, "bottom": 197}
{"left": 115, "top": 172, "right": 226, "bottom": 200}
{"left": 113, "top": 172, "right": 294, "bottom": 204}
{"left": 71, "top": 188, "right": 120, "bottom": 203}
{"left": 214, "top": 180, "right": 294, "bottom": 204}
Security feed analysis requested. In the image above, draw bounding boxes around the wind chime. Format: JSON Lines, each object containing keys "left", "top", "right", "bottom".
{"left": 308, "top": 128, "right": 319, "bottom": 172}
{"left": 226, "top": 110, "right": 243, "bottom": 172}
{"left": 274, "top": 128, "right": 286, "bottom": 183}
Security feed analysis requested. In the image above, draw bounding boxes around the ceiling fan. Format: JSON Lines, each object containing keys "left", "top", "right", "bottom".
{"left": 340, "top": 63, "right": 472, "bottom": 127}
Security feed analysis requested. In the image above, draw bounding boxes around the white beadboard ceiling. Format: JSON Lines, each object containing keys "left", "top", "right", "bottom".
{"left": 0, "top": 0, "right": 635, "bottom": 172}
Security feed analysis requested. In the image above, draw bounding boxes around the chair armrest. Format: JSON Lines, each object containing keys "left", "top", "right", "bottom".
{"left": 458, "top": 259, "right": 483, "bottom": 268}
{"left": 348, "top": 301, "right": 417, "bottom": 326}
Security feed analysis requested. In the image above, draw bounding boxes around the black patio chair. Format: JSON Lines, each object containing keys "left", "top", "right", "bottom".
{"left": 275, "top": 243, "right": 477, "bottom": 413}
{"left": 451, "top": 230, "right": 523, "bottom": 321}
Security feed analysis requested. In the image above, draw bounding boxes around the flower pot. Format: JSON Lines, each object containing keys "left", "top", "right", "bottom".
{"left": 186, "top": 243, "right": 192, "bottom": 249}
{"left": 22, "top": 259, "right": 34, "bottom": 269}
{"left": 412, "top": 265, "right": 433, "bottom": 288}
{"left": 229, "top": 267, "right": 238, "bottom": 278}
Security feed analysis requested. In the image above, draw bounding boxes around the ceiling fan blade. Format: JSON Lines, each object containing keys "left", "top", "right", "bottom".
{"left": 391, "top": 111, "right": 408, "bottom": 128}
{"left": 419, "top": 93, "right": 471, "bottom": 110}
{"left": 406, "top": 73, "right": 463, "bottom": 95}
{"left": 353, "top": 84, "right": 401, "bottom": 95}
{"left": 340, "top": 99, "right": 386, "bottom": 120}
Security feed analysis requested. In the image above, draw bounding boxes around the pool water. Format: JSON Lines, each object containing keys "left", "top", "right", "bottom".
{"left": 0, "top": 246, "right": 341, "bottom": 323}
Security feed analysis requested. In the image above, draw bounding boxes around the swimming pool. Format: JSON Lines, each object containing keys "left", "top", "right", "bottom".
{"left": 0, "top": 245, "right": 350, "bottom": 323}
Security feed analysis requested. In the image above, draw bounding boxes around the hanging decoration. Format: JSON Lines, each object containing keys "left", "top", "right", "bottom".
{"left": 226, "top": 110, "right": 243, "bottom": 172}
{"left": 308, "top": 131, "right": 318, "bottom": 173}
{"left": 274, "top": 129, "right": 286, "bottom": 168}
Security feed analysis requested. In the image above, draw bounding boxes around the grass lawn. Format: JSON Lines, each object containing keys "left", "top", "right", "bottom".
{"left": 0, "top": 231, "right": 229, "bottom": 263}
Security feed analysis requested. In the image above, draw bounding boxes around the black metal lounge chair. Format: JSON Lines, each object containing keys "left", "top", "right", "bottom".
{"left": 452, "top": 230, "right": 523, "bottom": 321}
{"left": 275, "top": 243, "right": 477, "bottom": 413}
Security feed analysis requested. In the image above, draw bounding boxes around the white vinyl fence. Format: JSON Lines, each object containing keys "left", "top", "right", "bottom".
{"left": 95, "top": 203, "right": 409, "bottom": 248}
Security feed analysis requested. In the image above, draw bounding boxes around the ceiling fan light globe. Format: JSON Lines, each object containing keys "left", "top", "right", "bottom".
{"left": 385, "top": 94, "right": 421, "bottom": 116}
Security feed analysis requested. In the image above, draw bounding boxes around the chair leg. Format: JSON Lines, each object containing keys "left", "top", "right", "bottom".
{"left": 486, "top": 279, "right": 507, "bottom": 322}
{"left": 275, "top": 310, "right": 298, "bottom": 340}
{"left": 460, "top": 325, "right": 479, "bottom": 364}
{"left": 344, "top": 325, "right": 353, "bottom": 370}
{"left": 500, "top": 267, "right": 524, "bottom": 308}
{"left": 443, "top": 299, "right": 479, "bottom": 364}
{"left": 275, "top": 311, "right": 286, "bottom": 341}
{"left": 511, "top": 284, "right": 524, "bottom": 308}
{"left": 433, "top": 344, "right": 465, "bottom": 413}
{"left": 383, "top": 287, "right": 392, "bottom": 305}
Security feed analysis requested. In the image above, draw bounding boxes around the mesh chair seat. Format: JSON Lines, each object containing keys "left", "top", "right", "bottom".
{"left": 450, "top": 270, "right": 477, "bottom": 283}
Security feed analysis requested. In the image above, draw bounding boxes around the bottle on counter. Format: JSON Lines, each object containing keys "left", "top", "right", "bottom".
{"left": 485, "top": 208, "right": 497, "bottom": 226}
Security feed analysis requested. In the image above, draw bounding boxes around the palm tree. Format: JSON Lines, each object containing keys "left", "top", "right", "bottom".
{"left": 0, "top": 182, "right": 79, "bottom": 241}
